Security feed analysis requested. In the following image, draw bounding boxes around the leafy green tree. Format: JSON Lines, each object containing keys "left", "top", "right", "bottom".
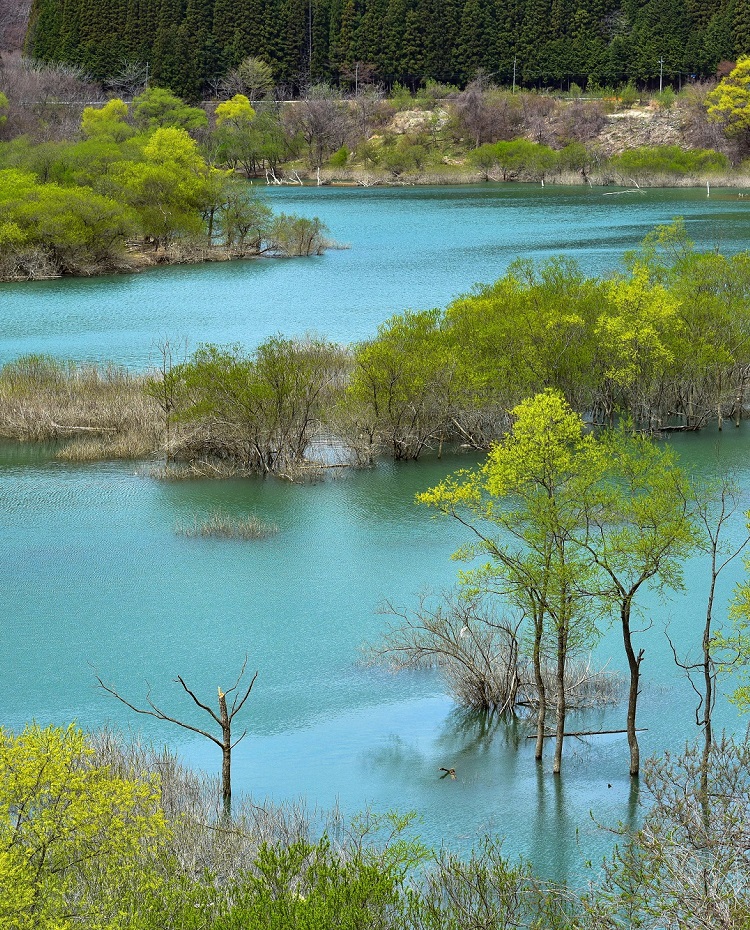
{"left": 419, "top": 390, "right": 606, "bottom": 773}
{"left": 132, "top": 86, "right": 208, "bottom": 133}
{"left": 706, "top": 55, "right": 750, "bottom": 145}
{"left": 217, "top": 181, "right": 274, "bottom": 251}
{"left": 175, "top": 338, "right": 346, "bottom": 474}
{"left": 215, "top": 93, "right": 256, "bottom": 128}
{"left": 0, "top": 168, "right": 136, "bottom": 274}
{"left": 594, "top": 267, "right": 683, "bottom": 427}
{"left": 345, "top": 309, "right": 455, "bottom": 462}
{"left": 213, "top": 109, "right": 289, "bottom": 175}
{"left": 0, "top": 724, "right": 167, "bottom": 930}
{"left": 582, "top": 426, "right": 696, "bottom": 777}
{"left": 443, "top": 257, "right": 602, "bottom": 434}
{"left": 235, "top": 56, "right": 276, "bottom": 101}
{"left": 81, "top": 98, "right": 134, "bottom": 142}
{"left": 112, "top": 128, "right": 214, "bottom": 247}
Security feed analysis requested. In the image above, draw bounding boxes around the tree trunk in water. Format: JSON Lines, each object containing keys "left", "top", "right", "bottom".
{"left": 533, "top": 614, "right": 546, "bottom": 761}
{"left": 700, "top": 567, "right": 717, "bottom": 811}
{"left": 219, "top": 688, "right": 232, "bottom": 817}
{"left": 553, "top": 625, "right": 566, "bottom": 775}
{"left": 622, "top": 602, "right": 643, "bottom": 778}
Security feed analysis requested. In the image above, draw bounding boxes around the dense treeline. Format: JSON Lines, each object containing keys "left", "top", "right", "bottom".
{"left": 1, "top": 221, "right": 749, "bottom": 468}
{"left": 3, "top": 723, "right": 750, "bottom": 928}
{"left": 0, "top": 90, "right": 331, "bottom": 278}
{"left": 25, "top": 0, "right": 750, "bottom": 99}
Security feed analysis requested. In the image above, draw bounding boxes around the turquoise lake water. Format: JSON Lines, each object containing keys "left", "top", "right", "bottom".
{"left": 1, "top": 184, "right": 749, "bottom": 881}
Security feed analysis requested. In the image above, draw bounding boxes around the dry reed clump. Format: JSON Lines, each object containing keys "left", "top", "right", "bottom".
{"left": 56, "top": 432, "right": 157, "bottom": 462}
{"left": 0, "top": 355, "right": 162, "bottom": 457}
{"left": 522, "top": 658, "right": 626, "bottom": 711}
{"left": 86, "top": 728, "right": 377, "bottom": 884}
{"left": 175, "top": 509, "right": 279, "bottom": 540}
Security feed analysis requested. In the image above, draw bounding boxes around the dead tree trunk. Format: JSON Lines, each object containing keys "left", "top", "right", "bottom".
{"left": 96, "top": 657, "right": 257, "bottom": 818}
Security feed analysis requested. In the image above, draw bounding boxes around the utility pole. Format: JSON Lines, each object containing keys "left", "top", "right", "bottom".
{"left": 512, "top": 56, "right": 517, "bottom": 93}
{"left": 658, "top": 57, "right": 664, "bottom": 93}
{"left": 308, "top": 0, "right": 313, "bottom": 79}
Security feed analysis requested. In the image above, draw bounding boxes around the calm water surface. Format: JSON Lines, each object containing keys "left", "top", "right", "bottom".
{"left": 1, "top": 183, "right": 748, "bottom": 367}
{"left": 1, "top": 185, "right": 750, "bottom": 881}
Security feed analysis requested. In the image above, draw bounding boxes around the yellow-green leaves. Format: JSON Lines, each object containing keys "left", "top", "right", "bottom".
{"left": 215, "top": 94, "right": 256, "bottom": 128}
{"left": 81, "top": 98, "right": 133, "bottom": 142}
{"left": 0, "top": 724, "right": 168, "bottom": 930}
{"left": 597, "top": 267, "right": 681, "bottom": 389}
{"left": 706, "top": 57, "right": 750, "bottom": 138}
{"left": 483, "top": 390, "right": 596, "bottom": 498}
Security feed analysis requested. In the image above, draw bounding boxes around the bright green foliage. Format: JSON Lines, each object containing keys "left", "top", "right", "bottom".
{"left": 328, "top": 145, "right": 351, "bottom": 168}
{"left": 132, "top": 86, "right": 208, "bottom": 132}
{"left": 444, "top": 257, "right": 602, "bottom": 424}
{"left": 216, "top": 181, "right": 273, "bottom": 250}
{"left": 722, "top": 541, "right": 750, "bottom": 711}
{"left": 419, "top": 391, "right": 606, "bottom": 772}
{"left": 0, "top": 92, "right": 8, "bottom": 127}
{"left": 215, "top": 94, "right": 256, "bottom": 127}
{"left": 222, "top": 837, "right": 410, "bottom": 928}
{"left": 0, "top": 724, "right": 168, "bottom": 930}
{"left": 81, "top": 98, "right": 134, "bottom": 142}
{"left": 268, "top": 214, "right": 329, "bottom": 256}
{"left": 706, "top": 56, "right": 750, "bottom": 139}
{"left": 346, "top": 309, "right": 454, "bottom": 461}
{"left": 174, "top": 337, "right": 346, "bottom": 473}
{"left": 595, "top": 267, "right": 683, "bottom": 421}
{"left": 583, "top": 426, "right": 696, "bottom": 775}
{"left": 0, "top": 168, "right": 136, "bottom": 274}
{"left": 213, "top": 110, "right": 289, "bottom": 175}
{"left": 111, "top": 128, "right": 215, "bottom": 245}
{"left": 610, "top": 145, "right": 731, "bottom": 177}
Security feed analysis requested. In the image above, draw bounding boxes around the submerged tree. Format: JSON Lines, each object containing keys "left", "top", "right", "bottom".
{"left": 97, "top": 658, "right": 258, "bottom": 817}
{"left": 582, "top": 426, "right": 696, "bottom": 777}
{"left": 418, "top": 390, "right": 605, "bottom": 773}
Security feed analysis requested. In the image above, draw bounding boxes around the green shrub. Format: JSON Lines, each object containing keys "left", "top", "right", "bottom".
{"left": 610, "top": 145, "right": 730, "bottom": 177}
{"left": 618, "top": 83, "right": 640, "bottom": 107}
{"left": 328, "top": 145, "right": 350, "bottom": 168}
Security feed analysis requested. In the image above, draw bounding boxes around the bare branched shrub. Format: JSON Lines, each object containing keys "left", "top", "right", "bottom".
{"left": 598, "top": 734, "right": 750, "bottom": 929}
{"left": 677, "top": 79, "right": 737, "bottom": 156}
{"left": 519, "top": 94, "right": 557, "bottom": 145}
{"left": 87, "top": 728, "right": 415, "bottom": 885}
{"left": 367, "top": 591, "right": 623, "bottom": 716}
{"left": 0, "top": 0, "right": 32, "bottom": 52}
{"left": 532, "top": 657, "right": 624, "bottom": 711}
{"left": 0, "top": 52, "right": 99, "bottom": 140}
{"left": 366, "top": 593, "right": 522, "bottom": 713}
{"left": 556, "top": 99, "right": 607, "bottom": 145}
{"left": 282, "top": 85, "right": 354, "bottom": 168}
{"left": 452, "top": 81, "right": 522, "bottom": 147}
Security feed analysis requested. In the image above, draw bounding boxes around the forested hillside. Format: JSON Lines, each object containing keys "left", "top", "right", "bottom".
{"left": 25, "top": 0, "right": 749, "bottom": 99}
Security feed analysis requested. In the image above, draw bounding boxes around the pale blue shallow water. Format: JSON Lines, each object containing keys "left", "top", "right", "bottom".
{"left": 1, "top": 185, "right": 749, "bottom": 882}
{"left": 1, "top": 183, "right": 748, "bottom": 368}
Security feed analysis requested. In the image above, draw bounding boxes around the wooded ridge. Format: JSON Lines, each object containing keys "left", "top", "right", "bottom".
{"left": 25, "top": 0, "right": 750, "bottom": 99}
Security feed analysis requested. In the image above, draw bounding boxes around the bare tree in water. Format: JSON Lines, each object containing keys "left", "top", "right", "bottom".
{"left": 96, "top": 657, "right": 257, "bottom": 817}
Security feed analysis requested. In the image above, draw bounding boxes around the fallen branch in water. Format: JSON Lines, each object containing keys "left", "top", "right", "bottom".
{"left": 527, "top": 727, "right": 648, "bottom": 739}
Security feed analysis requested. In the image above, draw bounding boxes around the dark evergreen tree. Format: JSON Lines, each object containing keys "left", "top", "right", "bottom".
{"left": 24, "top": 0, "right": 740, "bottom": 94}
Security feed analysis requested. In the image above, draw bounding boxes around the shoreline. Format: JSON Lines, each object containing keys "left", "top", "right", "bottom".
{"left": 2, "top": 179, "right": 748, "bottom": 285}
{"left": 306, "top": 170, "right": 750, "bottom": 189}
